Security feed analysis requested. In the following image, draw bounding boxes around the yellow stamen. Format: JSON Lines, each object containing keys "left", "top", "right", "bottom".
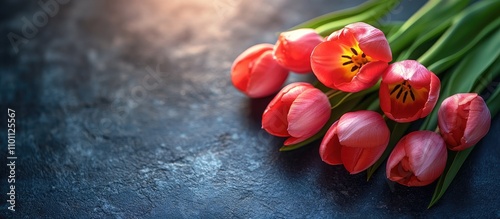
{"left": 390, "top": 81, "right": 416, "bottom": 103}
{"left": 341, "top": 47, "right": 370, "bottom": 73}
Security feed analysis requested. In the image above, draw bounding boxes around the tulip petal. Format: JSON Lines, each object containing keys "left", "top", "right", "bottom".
{"left": 287, "top": 88, "right": 331, "bottom": 139}
{"left": 284, "top": 135, "right": 310, "bottom": 146}
{"left": 439, "top": 93, "right": 491, "bottom": 151}
{"left": 387, "top": 131, "right": 447, "bottom": 187}
{"left": 310, "top": 40, "right": 353, "bottom": 90}
{"left": 261, "top": 104, "right": 290, "bottom": 137}
{"left": 346, "top": 22, "right": 392, "bottom": 62}
{"left": 352, "top": 61, "right": 388, "bottom": 85}
{"left": 231, "top": 44, "right": 274, "bottom": 93}
{"left": 246, "top": 51, "right": 289, "bottom": 98}
{"left": 325, "top": 29, "right": 340, "bottom": 41}
{"left": 273, "top": 28, "right": 323, "bottom": 73}
{"left": 281, "top": 83, "right": 314, "bottom": 107}
{"left": 336, "top": 61, "right": 388, "bottom": 92}
{"left": 382, "top": 60, "right": 430, "bottom": 86}
{"left": 420, "top": 72, "right": 441, "bottom": 118}
{"left": 341, "top": 145, "right": 386, "bottom": 174}
{"left": 461, "top": 95, "right": 490, "bottom": 148}
{"left": 319, "top": 121, "right": 342, "bottom": 165}
{"left": 438, "top": 94, "right": 462, "bottom": 146}
{"left": 336, "top": 111, "right": 390, "bottom": 148}
{"left": 386, "top": 140, "right": 408, "bottom": 181}
{"left": 262, "top": 83, "right": 311, "bottom": 137}
{"left": 406, "top": 132, "right": 447, "bottom": 184}
{"left": 326, "top": 27, "right": 357, "bottom": 45}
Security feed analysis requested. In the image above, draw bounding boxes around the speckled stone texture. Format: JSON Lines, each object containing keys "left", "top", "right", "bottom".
{"left": 1, "top": 0, "right": 499, "bottom": 218}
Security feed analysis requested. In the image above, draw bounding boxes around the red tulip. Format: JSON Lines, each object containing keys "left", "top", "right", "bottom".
{"left": 310, "top": 22, "right": 392, "bottom": 92}
{"left": 273, "top": 28, "right": 324, "bottom": 73}
{"left": 319, "top": 110, "right": 390, "bottom": 174}
{"left": 438, "top": 93, "right": 491, "bottom": 151}
{"left": 231, "top": 44, "right": 289, "bottom": 98}
{"left": 386, "top": 131, "right": 447, "bottom": 187}
{"left": 379, "top": 60, "right": 440, "bottom": 123}
{"left": 262, "top": 82, "right": 331, "bottom": 145}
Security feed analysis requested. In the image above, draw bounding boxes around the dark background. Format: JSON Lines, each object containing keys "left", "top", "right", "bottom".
{"left": 1, "top": 0, "right": 499, "bottom": 218}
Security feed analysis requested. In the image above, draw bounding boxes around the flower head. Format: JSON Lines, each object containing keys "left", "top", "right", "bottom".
{"left": 262, "top": 82, "right": 331, "bottom": 145}
{"left": 273, "top": 28, "right": 324, "bottom": 73}
{"left": 319, "top": 110, "right": 390, "bottom": 174}
{"left": 231, "top": 44, "right": 289, "bottom": 98}
{"left": 379, "top": 60, "right": 440, "bottom": 123}
{"left": 386, "top": 131, "right": 447, "bottom": 187}
{"left": 311, "top": 22, "right": 392, "bottom": 92}
{"left": 438, "top": 93, "right": 491, "bottom": 151}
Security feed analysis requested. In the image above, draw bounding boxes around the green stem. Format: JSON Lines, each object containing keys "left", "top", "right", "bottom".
{"left": 326, "top": 90, "right": 343, "bottom": 99}
{"left": 331, "top": 93, "right": 354, "bottom": 109}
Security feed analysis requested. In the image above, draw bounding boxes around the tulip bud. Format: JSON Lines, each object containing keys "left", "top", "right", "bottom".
{"left": 386, "top": 131, "right": 447, "bottom": 187}
{"left": 231, "top": 44, "right": 289, "bottom": 98}
{"left": 311, "top": 22, "right": 392, "bottom": 92}
{"left": 379, "top": 60, "right": 441, "bottom": 123}
{"left": 273, "top": 28, "right": 323, "bottom": 73}
{"left": 438, "top": 93, "right": 491, "bottom": 151}
{"left": 262, "top": 82, "right": 331, "bottom": 145}
{"left": 319, "top": 110, "right": 390, "bottom": 174}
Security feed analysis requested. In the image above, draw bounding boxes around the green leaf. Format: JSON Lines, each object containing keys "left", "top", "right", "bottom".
{"left": 418, "top": 0, "right": 500, "bottom": 72}
{"left": 388, "top": 0, "right": 469, "bottom": 55}
{"left": 428, "top": 148, "right": 473, "bottom": 208}
{"left": 366, "top": 97, "right": 380, "bottom": 112}
{"left": 290, "top": 0, "right": 395, "bottom": 30}
{"left": 486, "top": 83, "right": 500, "bottom": 116}
{"left": 426, "top": 18, "right": 500, "bottom": 74}
{"left": 312, "top": 0, "right": 400, "bottom": 36}
{"left": 377, "top": 21, "right": 404, "bottom": 39}
{"left": 395, "top": 20, "right": 450, "bottom": 61}
{"left": 471, "top": 58, "right": 500, "bottom": 95}
{"left": 440, "top": 27, "right": 500, "bottom": 93}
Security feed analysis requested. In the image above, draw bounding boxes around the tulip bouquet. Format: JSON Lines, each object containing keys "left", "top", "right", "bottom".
{"left": 230, "top": 0, "right": 500, "bottom": 208}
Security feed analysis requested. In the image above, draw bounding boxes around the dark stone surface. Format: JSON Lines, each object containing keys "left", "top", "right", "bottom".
{"left": 1, "top": 0, "right": 499, "bottom": 218}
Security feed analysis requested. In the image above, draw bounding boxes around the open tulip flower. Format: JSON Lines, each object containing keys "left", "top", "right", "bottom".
{"left": 438, "top": 93, "right": 491, "bottom": 151}
{"left": 273, "top": 28, "right": 324, "bottom": 73}
{"left": 379, "top": 60, "right": 440, "bottom": 123}
{"left": 386, "top": 131, "right": 447, "bottom": 187}
{"left": 310, "top": 22, "right": 392, "bottom": 92}
{"left": 231, "top": 43, "right": 289, "bottom": 98}
{"left": 319, "top": 110, "right": 390, "bottom": 174}
{"left": 262, "top": 82, "right": 331, "bottom": 145}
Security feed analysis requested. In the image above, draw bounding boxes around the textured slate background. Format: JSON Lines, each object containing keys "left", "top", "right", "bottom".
{"left": 1, "top": 0, "right": 499, "bottom": 218}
